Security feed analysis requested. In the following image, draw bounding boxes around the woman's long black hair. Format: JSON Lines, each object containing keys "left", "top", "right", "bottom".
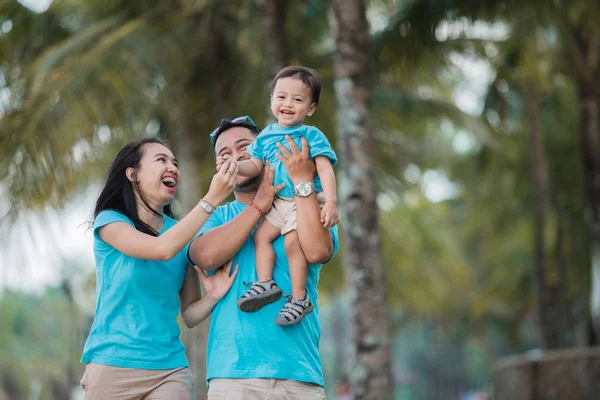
{"left": 93, "top": 138, "right": 174, "bottom": 236}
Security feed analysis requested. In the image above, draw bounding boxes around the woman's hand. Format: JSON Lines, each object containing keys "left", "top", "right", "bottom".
{"left": 205, "top": 158, "right": 238, "bottom": 205}
{"left": 252, "top": 161, "right": 285, "bottom": 213}
{"left": 195, "top": 259, "right": 238, "bottom": 302}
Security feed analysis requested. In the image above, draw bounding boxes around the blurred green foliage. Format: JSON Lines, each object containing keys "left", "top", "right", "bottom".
{"left": 2, "top": 0, "right": 599, "bottom": 398}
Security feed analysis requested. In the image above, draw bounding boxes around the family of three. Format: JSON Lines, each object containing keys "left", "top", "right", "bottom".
{"left": 79, "top": 66, "right": 341, "bottom": 399}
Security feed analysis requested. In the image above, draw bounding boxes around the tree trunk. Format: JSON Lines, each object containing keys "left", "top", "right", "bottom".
{"left": 256, "top": 0, "right": 290, "bottom": 123}
{"left": 256, "top": 0, "right": 290, "bottom": 78}
{"left": 523, "top": 78, "right": 565, "bottom": 349}
{"left": 330, "top": 1, "right": 393, "bottom": 399}
{"left": 579, "top": 87, "right": 600, "bottom": 345}
{"left": 166, "top": 97, "right": 209, "bottom": 400}
{"left": 567, "top": 22, "right": 600, "bottom": 344}
{"left": 175, "top": 140, "right": 209, "bottom": 400}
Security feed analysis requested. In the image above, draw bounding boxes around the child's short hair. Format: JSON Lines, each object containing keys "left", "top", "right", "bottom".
{"left": 271, "top": 65, "right": 321, "bottom": 106}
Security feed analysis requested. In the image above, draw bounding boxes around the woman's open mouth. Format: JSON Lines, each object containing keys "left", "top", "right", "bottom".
{"left": 162, "top": 176, "right": 177, "bottom": 189}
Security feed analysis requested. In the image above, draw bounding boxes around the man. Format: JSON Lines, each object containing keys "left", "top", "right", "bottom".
{"left": 188, "top": 116, "right": 338, "bottom": 399}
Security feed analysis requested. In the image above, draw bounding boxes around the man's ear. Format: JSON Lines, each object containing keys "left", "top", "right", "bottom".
{"left": 307, "top": 103, "right": 317, "bottom": 116}
{"left": 126, "top": 167, "right": 136, "bottom": 182}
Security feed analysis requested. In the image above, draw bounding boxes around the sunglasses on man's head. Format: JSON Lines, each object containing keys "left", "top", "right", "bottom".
{"left": 209, "top": 115, "right": 258, "bottom": 145}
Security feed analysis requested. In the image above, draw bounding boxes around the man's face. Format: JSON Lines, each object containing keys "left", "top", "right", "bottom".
{"left": 214, "top": 126, "right": 261, "bottom": 191}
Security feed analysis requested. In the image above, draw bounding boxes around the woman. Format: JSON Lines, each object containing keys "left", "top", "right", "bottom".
{"left": 80, "top": 138, "right": 239, "bottom": 399}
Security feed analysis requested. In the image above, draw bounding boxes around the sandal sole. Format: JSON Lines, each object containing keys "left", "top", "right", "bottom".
{"left": 237, "top": 288, "right": 283, "bottom": 312}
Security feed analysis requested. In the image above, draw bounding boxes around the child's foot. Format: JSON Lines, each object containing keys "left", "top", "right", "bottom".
{"left": 275, "top": 294, "right": 314, "bottom": 326}
{"left": 237, "top": 280, "right": 282, "bottom": 312}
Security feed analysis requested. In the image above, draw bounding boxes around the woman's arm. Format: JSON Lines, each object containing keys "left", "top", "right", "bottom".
{"left": 179, "top": 260, "right": 238, "bottom": 328}
{"left": 189, "top": 163, "right": 284, "bottom": 269}
{"left": 99, "top": 159, "right": 238, "bottom": 261}
{"left": 276, "top": 136, "right": 334, "bottom": 264}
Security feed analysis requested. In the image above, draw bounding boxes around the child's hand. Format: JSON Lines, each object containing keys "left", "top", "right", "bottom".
{"left": 216, "top": 154, "right": 231, "bottom": 171}
{"left": 321, "top": 202, "right": 339, "bottom": 228}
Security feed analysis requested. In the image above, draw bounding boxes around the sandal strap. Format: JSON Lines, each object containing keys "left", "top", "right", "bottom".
{"left": 278, "top": 295, "right": 311, "bottom": 321}
{"left": 241, "top": 281, "right": 275, "bottom": 298}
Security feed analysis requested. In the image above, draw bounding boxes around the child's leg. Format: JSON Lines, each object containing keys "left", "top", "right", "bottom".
{"left": 254, "top": 219, "right": 282, "bottom": 281}
{"left": 275, "top": 229, "right": 314, "bottom": 326}
{"left": 237, "top": 219, "right": 283, "bottom": 313}
{"left": 283, "top": 230, "right": 308, "bottom": 299}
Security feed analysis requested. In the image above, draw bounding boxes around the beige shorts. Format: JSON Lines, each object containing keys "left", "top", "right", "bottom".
{"left": 80, "top": 363, "right": 193, "bottom": 400}
{"left": 264, "top": 192, "right": 326, "bottom": 235}
{"left": 207, "top": 378, "right": 325, "bottom": 400}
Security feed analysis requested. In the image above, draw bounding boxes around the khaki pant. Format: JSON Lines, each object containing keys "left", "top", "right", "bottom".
{"left": 80, "top": 363, "right": 193, "bottom": 400}
{"left": 265, "top": 192, "right": 326, "bottom": 235}
{"left": 207, "top": 378, "right": 325, "bottom": 400}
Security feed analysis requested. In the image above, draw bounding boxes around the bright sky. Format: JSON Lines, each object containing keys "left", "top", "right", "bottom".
{"left": 17, "top": 0, "right": 53, "bottom": 13}
{"left": 1, "top": 192, "right": 96, "bottom": 293}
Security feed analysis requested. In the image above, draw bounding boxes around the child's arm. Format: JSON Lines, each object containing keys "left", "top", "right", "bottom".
{"left": 315, "top": 156, "right": 338, "bottom": 228}
{"left": 217, "top": 155, "right": 264, "bottom": 177}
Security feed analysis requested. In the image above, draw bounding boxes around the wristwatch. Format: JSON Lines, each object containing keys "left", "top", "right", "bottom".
{"left": 293, "top": 181, "right": 316, "bottom": 197}
{"left": 198, "top": 199, "right": 215, "bottom": 214}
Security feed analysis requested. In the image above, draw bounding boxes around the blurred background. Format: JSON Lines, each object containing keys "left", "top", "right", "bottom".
{"left": 1, "top": 0, "right": 600, "bottom": 399}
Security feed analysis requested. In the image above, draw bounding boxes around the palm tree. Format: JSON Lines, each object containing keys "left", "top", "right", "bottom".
{"left": 330, "top": 0, "right": 394, "bottom": 398}
{"left": 379, "top": 0, "right": 599, "bottom": 346}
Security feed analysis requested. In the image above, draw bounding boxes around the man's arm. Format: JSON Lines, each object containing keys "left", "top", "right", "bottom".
{"left": 275, "top": 136, "right": 335, "bottom": 264}
{"left": 188, "top": 162, "right": 284, "bottom": 269}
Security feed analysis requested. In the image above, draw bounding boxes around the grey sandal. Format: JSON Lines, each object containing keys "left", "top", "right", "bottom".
{"left": 275, "top": 295, "right": 314, "bottom": 326}
{"left": 237, "top": 280, "right": 283, "bottom": 312}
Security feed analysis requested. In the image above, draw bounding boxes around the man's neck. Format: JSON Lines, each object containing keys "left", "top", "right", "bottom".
{"left": 234, "top": 191, "right": 257, "bottom": 205}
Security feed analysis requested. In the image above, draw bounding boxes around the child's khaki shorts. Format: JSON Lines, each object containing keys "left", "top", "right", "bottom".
{"left": 264, "top": 192, "right": 326, "bottom": 235}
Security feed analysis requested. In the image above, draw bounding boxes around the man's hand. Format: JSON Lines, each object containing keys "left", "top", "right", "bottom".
{"left": 253, "top": 161, "right": 285, "bottom": 213}
{"left": 275, "top": 136, "right": 316, "bottom": 184}
{"left": 320, "top": 202, "right": 339, "bottom": 228}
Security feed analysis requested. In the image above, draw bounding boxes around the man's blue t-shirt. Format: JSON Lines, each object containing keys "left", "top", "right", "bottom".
{"left": 81, "top": 210, "right": 189, "bottom": 369}
{"left": 247, "top": 124, "right": 338, "bottom": 198}
{"left": 195, "top": 201, "right": 339, "bottom": 386}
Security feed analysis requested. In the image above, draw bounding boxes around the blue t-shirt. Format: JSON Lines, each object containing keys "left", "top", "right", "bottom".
{"left": 247, "top": 124, "right": 338, "bottom": 198}
{"left": 194, "top": 201, "right": 339, "bottom": 386}
{"left": 81, "top": 210, "right": 190, "bottom": 370}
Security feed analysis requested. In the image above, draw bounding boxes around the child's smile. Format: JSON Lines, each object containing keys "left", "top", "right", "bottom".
{"left": 270, "top": 77, "right": 316, "bottom": 127}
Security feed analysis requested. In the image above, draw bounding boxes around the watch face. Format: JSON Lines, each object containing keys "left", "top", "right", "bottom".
{"left": 298, "top": 182, "right": 311, "bottom": 196}
{"left": 206, "top": 204, "right": 214, "bottom": 212}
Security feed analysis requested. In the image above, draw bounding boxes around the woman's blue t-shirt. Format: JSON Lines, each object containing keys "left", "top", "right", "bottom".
{"left": 80, "top": 210, "right": 189, "bottom": 370}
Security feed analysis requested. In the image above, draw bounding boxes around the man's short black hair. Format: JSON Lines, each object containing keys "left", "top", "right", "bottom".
{"left": 271, "top": 65, "right": 321, "bottom": 106}
{"left": 210, "top": 118, "right": 260, "bottom": 158}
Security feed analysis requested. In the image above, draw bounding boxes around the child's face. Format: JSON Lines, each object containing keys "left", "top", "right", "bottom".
{"left": 270, "top": 77, "right": 316, "bottom": 128}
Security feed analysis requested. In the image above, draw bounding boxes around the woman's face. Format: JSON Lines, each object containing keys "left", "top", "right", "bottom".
{"left": 129, "top": 142, "right": 180, "bottom": 210}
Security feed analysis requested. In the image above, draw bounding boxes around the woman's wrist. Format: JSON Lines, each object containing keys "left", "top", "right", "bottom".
{"left": 204, "top": 292, "right": 221, "bottom": 304}
{"left": 202, "top": 193, "right": 220, "bottom": 207}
